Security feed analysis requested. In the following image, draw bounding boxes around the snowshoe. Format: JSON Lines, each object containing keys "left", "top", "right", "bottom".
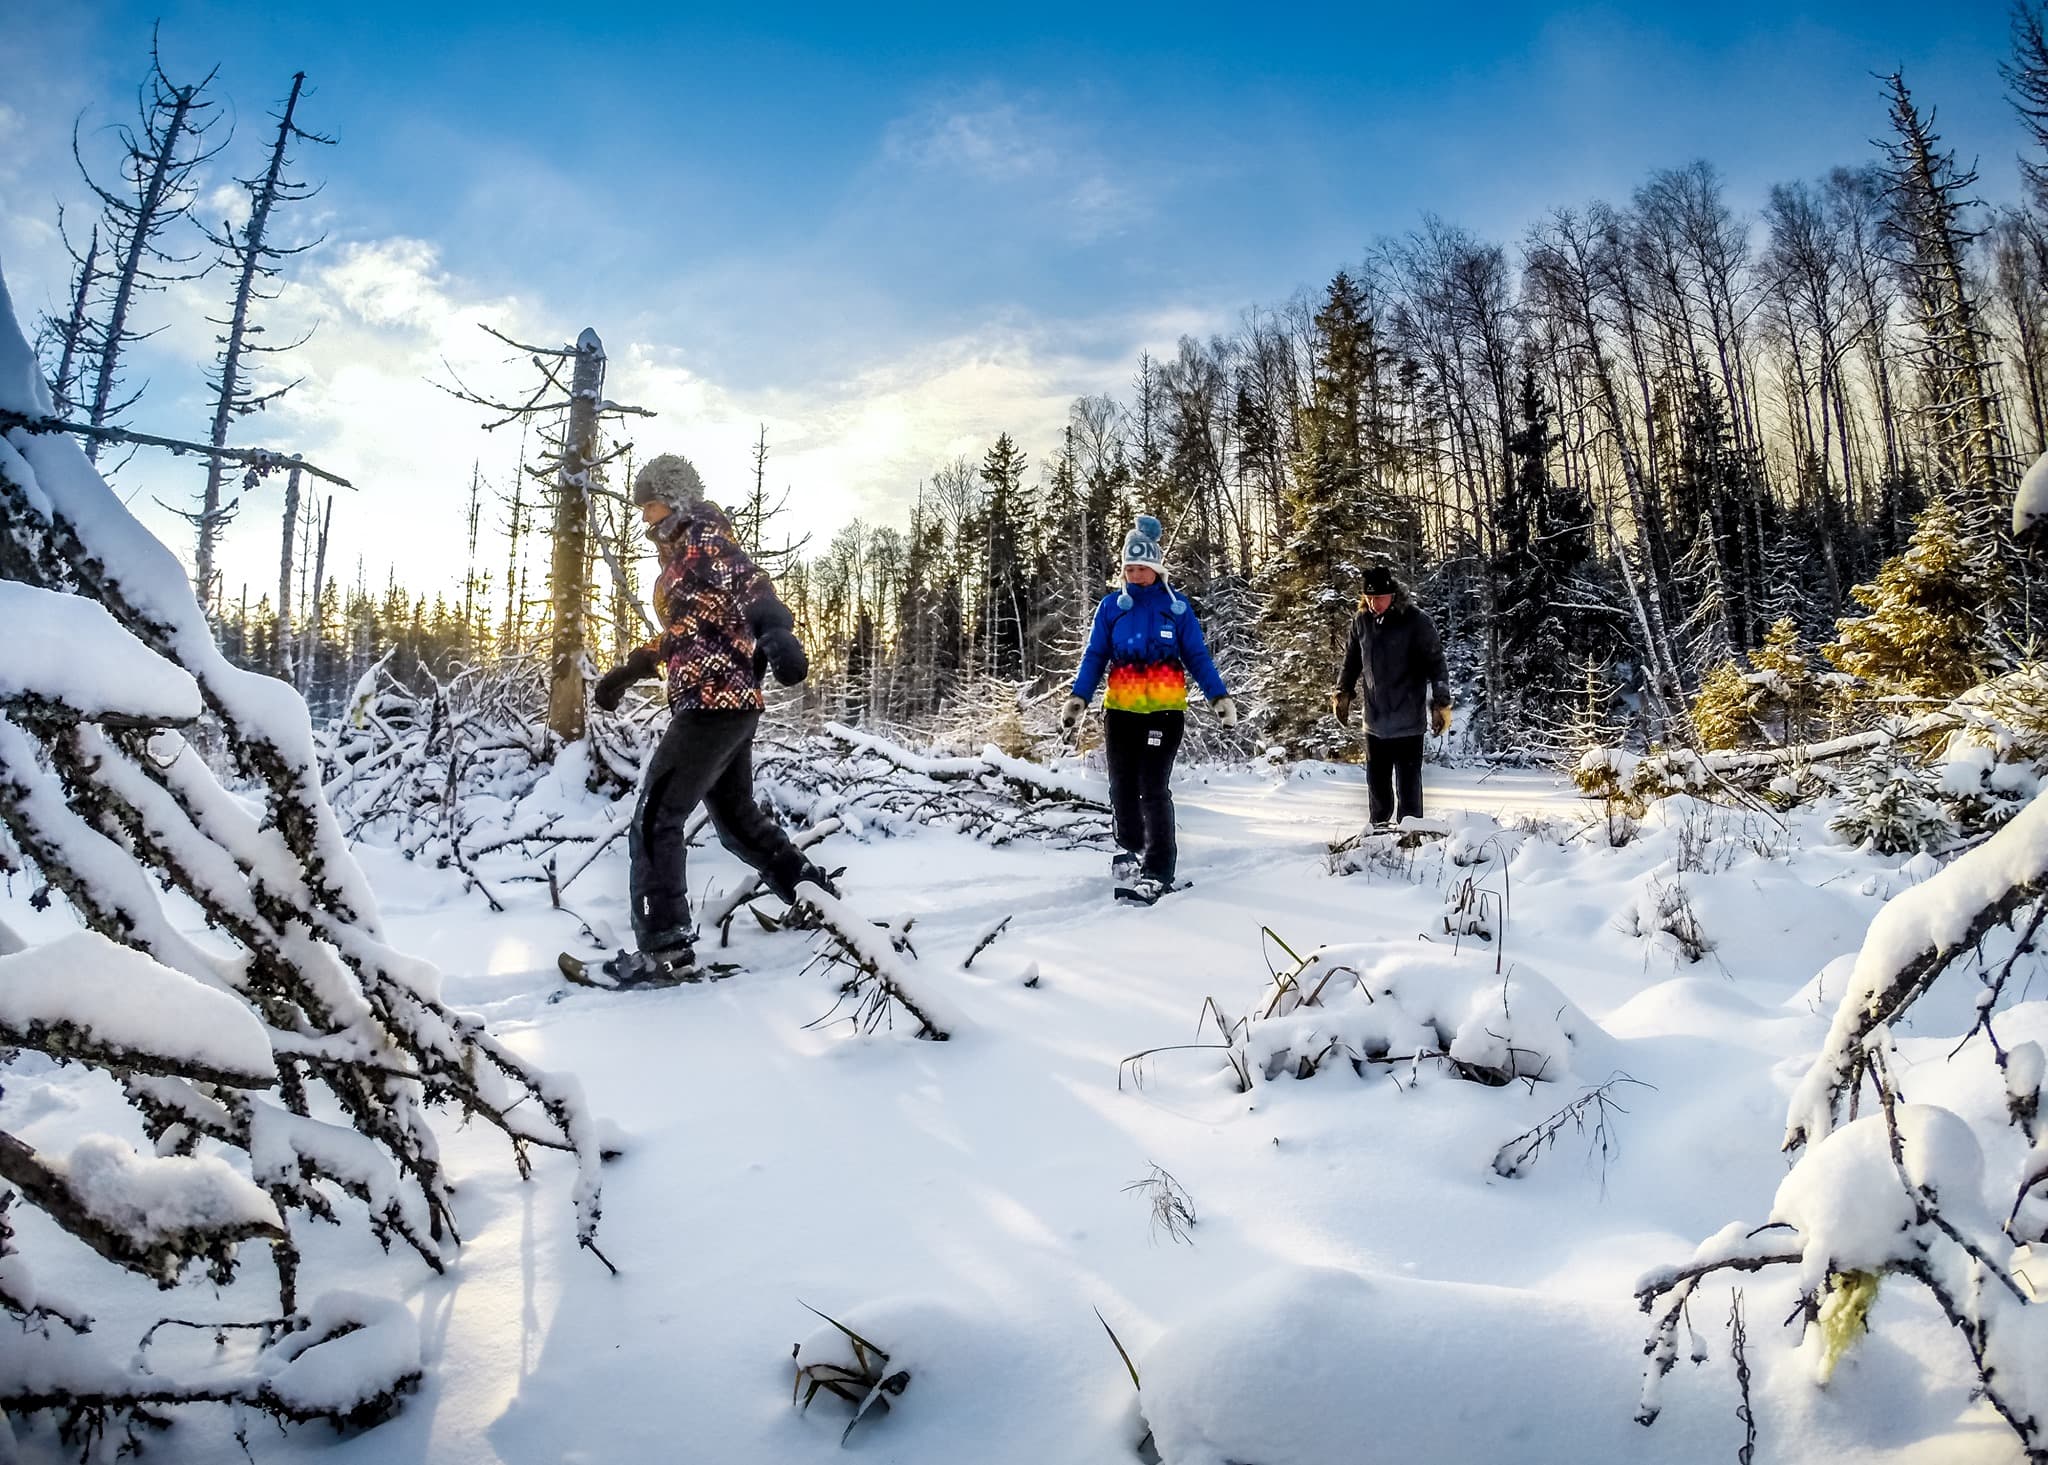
{"left": 1113, "top": 877, "right": 1192, "bottom": 906}
{"left": 556, "top": 946, "right": 738, "bottom": 990}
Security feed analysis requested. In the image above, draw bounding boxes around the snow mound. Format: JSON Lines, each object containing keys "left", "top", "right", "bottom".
{"left": 1137, "top": 1265, "right": 1704, "bottom": 1465}
{"left": 1244, "top": 944, "right": 1609, "bottom": 1088}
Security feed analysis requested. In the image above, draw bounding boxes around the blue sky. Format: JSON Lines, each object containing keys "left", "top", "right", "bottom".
{"left": 0, "top": 2, "right": 2027, "bottom": 597}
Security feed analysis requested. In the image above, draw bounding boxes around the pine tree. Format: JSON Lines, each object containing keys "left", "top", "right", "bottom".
{"left": 1256, "top": 271, "right": 1397, "bottom": 754}
{"left": 1826, "top": 494, "right": 2000, "bottom": 699}
{"left": 71, "top": 38, "right": 225, "bottom": 464}
{"left": 192, "top": 71, "right": 331, "bottom": 613}
{"left": 978, "top": 432, "right": 1031, "bottom": 679}
{"left": 1666, "top": 378, "right": 1757, "bottom": 661}
{"left": 1749, "top": 616, "right": 1820, "bottom": 744}
{"left": 1879, "top": 73, "right": 2017, "bottom": 539}
{"left": 1688, "top": 659, "right": 1752, "bottom": 750}
{"left": 1489, "top": 371, "right": 1614, "bottom": 744}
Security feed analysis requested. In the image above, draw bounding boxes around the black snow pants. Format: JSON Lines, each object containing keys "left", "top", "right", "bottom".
{"left": 627, "top": 709, "right": 807, "bottom": 951}
{"left": 1366, "top": 732, "right": 1426, "bottom": 826}
{"left": 1104, "top": 709, "right": 1185, "bottom": 882}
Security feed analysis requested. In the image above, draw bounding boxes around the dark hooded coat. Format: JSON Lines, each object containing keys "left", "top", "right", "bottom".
{"left": 1334, "top": 589, "right": 1451, "bottom": 738}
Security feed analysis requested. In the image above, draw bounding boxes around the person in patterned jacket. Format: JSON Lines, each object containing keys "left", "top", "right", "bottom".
{"left": 1060, "top": 514, "right": 1238, "bottom": 901}
{"left": 591, "top": 453, "right": 836, "bottom": 977}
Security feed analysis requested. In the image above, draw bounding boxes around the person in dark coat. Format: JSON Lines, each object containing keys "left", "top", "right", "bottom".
{"left": 591, "top": 453, "right": 836, "bottom": 977}
{"left": 1060, "top": 514, "right": 1237, "bottom": 900}
{"left": 1331, "top": 565, "right": 1453, "bottom": 827}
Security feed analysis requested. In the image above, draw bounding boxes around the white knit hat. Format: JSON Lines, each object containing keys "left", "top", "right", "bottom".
{"left": 1122, "top": 514, "right": 1165, "bottom": 572}
{"left": 1116, "top": 513, "right": 1184, "bottom": 611}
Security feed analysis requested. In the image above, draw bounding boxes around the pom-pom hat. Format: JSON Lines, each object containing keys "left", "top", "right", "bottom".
{"left": 1117, "top": 514, "right": 1185, "bottom": 611}
{"left": 1122, "top": 515, "right": 1166, "bottom": 572}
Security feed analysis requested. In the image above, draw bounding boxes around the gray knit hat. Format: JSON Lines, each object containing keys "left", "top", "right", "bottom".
{"left": 633, "top": 453, "right": 705, "bottom": 510}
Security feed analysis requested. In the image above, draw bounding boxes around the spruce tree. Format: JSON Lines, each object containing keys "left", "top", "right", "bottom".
{"left": 1489, "top": 371, "right": 1613, "bottom": 744}
{"left": 1826, "top": 494, "right": 2000, "bottom": 699}
{"left": 1688, "top": 659, "right": 1752, "bottom": 750}
{"left": 978, "top": 433, "right": 1031, "bottom": 679}
{"left": 1749, "top": 616, "right": 1820, "bottom": 744}
{"left": 1879, "top": 73, "right": 2017, "bottom": 538}
{"left": 1257, "top": 271, "right": 1397, "bottom": 754}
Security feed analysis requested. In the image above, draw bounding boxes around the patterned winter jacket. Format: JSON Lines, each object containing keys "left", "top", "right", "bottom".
{"left": 1070, "top": 579, "right": 1228, "bottom": 714}
{"left": 642, "top": 501, "right": 794, "bottom": 712}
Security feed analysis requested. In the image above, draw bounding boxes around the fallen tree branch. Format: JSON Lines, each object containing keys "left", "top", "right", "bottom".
{"left": 0, "top": 407, "right": 353, "bottom": 489}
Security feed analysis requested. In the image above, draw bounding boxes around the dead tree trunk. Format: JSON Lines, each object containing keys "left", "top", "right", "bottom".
{"left": 275, "top": 464, "right": 302, "bottom": 679}
{"left": 198, "top": 71, "right": 326, "bottom": 610}
{"left": 48, "top": 223, "right": 100, "bottom": 416}
{"left": 83, "top": 50, "right": 219, "bottom": 460}
{"left": 299, "top": 495, "right": 332, "bottom": 698}
{"left": 547, "top": 330, "right": 605, "bottom": 746}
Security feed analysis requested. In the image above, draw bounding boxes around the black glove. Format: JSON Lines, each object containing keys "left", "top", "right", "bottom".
{"left": 593, "top": 647, "right": 660, "bottom": 711}
{"left": 758, "top": 627, "right": 809, "bottom": 686}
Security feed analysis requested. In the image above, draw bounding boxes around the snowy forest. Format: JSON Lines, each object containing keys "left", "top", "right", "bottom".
{"left": 7, "top": 7, "right": 2048, "bottom": 1465}
{"left": 98, "top": 22, "right": 2048, "bottom": 769}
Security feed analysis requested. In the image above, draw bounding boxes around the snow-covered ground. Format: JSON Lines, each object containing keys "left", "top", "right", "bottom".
{"left": 3, "top": 759, "right": 2036, "bottom": 1463}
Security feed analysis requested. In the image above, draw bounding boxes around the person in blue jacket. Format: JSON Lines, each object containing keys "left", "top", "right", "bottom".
{"left": 1061, "top": 514, "right": 1238, "bottom": 901}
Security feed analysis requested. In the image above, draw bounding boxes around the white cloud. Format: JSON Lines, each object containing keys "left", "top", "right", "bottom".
{"left": 884, "top": 98, "right": 1060, "bottom": 181}
{"left": 200, "top": 181, "right": 249, "bottom": 233}
{"left": 82, "top": 231, "right": 1222, "bottom": 604}
{"left": 876, "top": 89, "right": 1145, "bottom": 244}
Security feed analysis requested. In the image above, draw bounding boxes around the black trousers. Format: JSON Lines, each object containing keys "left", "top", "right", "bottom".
{"left": 627, "top": 709, "right": 805, "bottom": 950}
{"left": 1104, "top": 709, "right": 1185, "bottom": 881}
{"left": 1366, "top": 733, "right": 1426, "bottom": 825}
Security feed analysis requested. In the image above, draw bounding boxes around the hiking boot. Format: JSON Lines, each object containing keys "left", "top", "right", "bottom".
{"left": 1111, "top": 851, "right": 1140, "bottom": 882}
{"left": 607, "top": 940, "right": 696, "bottom": 986}
{"left": 1119, "top": 874, "right": 1177, "bottom": 905}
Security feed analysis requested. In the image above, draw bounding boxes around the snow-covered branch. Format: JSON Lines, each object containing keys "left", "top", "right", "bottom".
{"left": 0, "top": 262, "right": 605, "bottom": 1449}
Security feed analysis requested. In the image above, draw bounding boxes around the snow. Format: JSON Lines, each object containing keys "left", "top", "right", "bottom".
{"left": 4, "top": 757, "right": 2043, "bottom": 1462}
{"left": 1786, "top": 786, "right": 2048, "bottom": 1148}
{"left": 0, "top": 266, "right": 383, "bottom": 934}
{"left": 0, "top": 582, "right": 201, "bottom": 724}
{"left": 1770, "top": 1105, "right": 1991, "bottom": 1292}
{"left": 0, "top": 931, "right": 273, "bottom": 1085}
{"left": 59, "top": 1134, "right": 281, "bottom": 1242}
{"left": 1138, "top": 1264, "right": 1704, "bottom": 1465}
{"left": 2016, "top": 448, "right": 2048, "bottom": 537}
{"left": 258, "top": 1292, "right": 421, "bottom": 1416}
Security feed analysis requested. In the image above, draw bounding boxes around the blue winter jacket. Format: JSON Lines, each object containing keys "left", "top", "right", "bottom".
{"left": 1070, "top": 580, "right": 1229, "bottom": 714}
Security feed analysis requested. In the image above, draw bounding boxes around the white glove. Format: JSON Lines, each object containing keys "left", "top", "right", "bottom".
{"left": 1213, "top": 695, "right": 1240, "bottom": 728}
{"left": 1059, "top": 695, "right": 1087, "bottom": 731}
